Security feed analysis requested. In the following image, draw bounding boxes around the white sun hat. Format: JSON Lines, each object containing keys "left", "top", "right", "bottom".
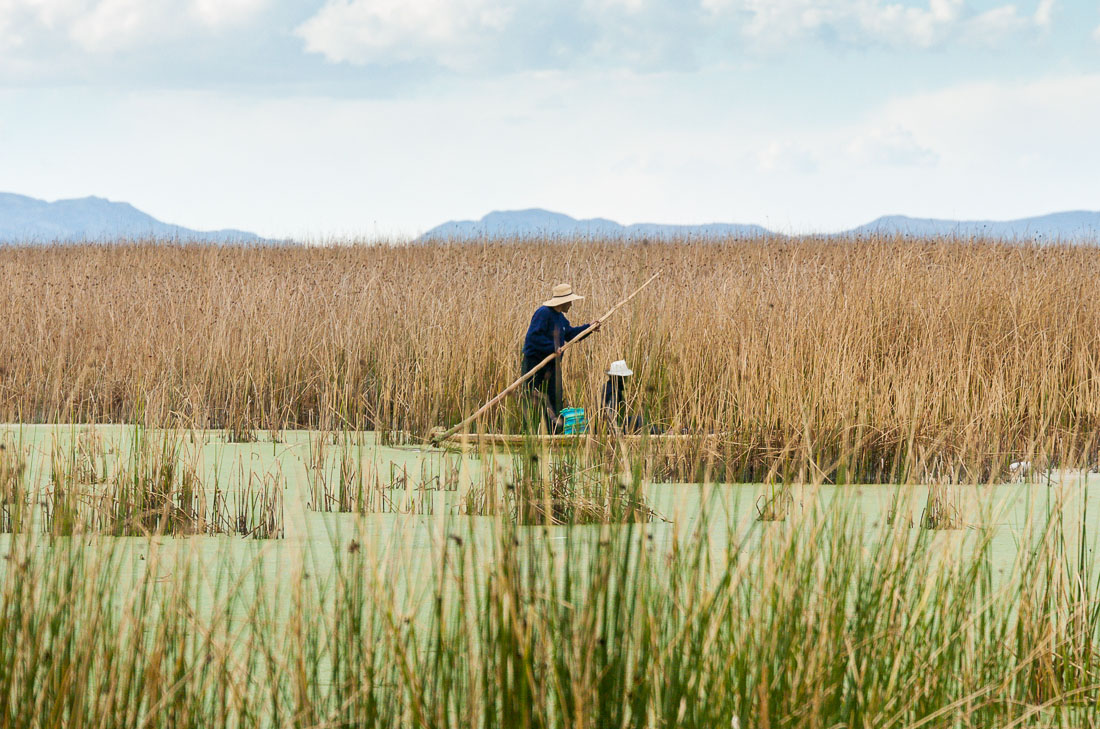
{"left": 543, "top": 283, "right": 585, "bottom": 307}
{"left": 607, "top": 360, "right": 633, "bottom": 377}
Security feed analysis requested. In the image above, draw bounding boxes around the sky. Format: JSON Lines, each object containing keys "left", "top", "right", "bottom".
{"left": 0, "top": 0, "right": 1098, "bottom": 239}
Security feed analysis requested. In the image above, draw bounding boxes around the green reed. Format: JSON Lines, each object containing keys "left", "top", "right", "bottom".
{"left": 2, "top": 473, "right": 1100, "bottom": 727}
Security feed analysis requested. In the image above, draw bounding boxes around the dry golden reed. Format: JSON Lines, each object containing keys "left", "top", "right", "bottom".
{"left": 2, "top": 236, "right": 1099, "bottom": 481}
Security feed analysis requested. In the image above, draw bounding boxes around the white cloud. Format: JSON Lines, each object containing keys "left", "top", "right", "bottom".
{"left": 0, "top": 0, "right": 1065, "bottom": 77}
{"left": 756, "top": 141, "right": 818, "bottom": 173}
{"left": 855, "top": 0, "right": 964, "bottom": 47}
{"left": 857, "top": 73, "right": 1100, "bottom": 188}
{"left": 702, "top": 0, "right": 1051, "bottom": 50}
{"left": 585, "top": 0, "right": 647, "bottom": 11}
{"left": 966, "top": 5, "right": 1037, "bottom": 45}
{"left": 0, "top": 0, "right": 268, "bottom": 54}
{"left": 68, "top": 0, "right": 155, "bottom": 52}
{"left": 295, "top": 0, "right": 513, "bottom": 68}
{"left": 294, "top": 0, "right": 1062, "bottom": 72}
{"left": 847, "top": 125, "right": 938, "bottom": 167}
{"left": 1033, "top": 0, "right": 1054, "bottom": 27}
{"left": 192, "top": 0, "right": 267, "bottom": 28}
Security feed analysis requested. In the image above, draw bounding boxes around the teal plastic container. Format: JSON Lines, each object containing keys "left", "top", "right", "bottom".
{"left": 561, "top": 407, "right": 587, "bottom": 435}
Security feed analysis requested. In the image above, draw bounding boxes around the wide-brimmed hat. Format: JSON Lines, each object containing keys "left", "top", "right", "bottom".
{"left": 607, "top": 360, "right": 633, "bottom": 377}
{"left": 543, "top": 283, "right": 584, "bottom": 307}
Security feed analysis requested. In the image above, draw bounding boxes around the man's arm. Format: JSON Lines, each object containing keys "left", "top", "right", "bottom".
{"left": 563, "top": 320, "right": 597, "bottom": 341}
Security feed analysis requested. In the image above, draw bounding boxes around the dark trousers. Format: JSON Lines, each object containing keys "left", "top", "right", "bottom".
{"left": 522, "top": 353, "right": 562, "bottom": 433}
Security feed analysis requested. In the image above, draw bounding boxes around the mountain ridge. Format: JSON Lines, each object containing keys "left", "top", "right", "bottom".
{"left": 0, "top": 192, "right": 262, "bottom": 243}
{"left": 421, "top": 208, "right": 1100, "bottom": 242}
{"left": 847, "top": 211, "right": 1100, "bottom": 240}
{"left": 4, "top": 194, "right": 1099, "bottom": 244}
{"left": 422, "top": 208, "right": 770, "bottom": 240}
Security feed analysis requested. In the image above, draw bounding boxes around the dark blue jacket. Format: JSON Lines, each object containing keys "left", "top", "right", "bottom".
{"left": 523, "top": 306, "right": 588, "bottom": 358}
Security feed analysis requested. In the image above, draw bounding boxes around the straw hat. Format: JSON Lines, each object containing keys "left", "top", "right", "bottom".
{"left": 543, "top": 283, "right": 584, "bottom": 307}
{"left": 607, "top": 360, "right": 633, "bottom": 377}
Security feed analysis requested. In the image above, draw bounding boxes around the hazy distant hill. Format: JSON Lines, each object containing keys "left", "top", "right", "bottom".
{"left": 846, "top": 211, "right": 1100, "bottom": 241}
{"left": 420, "top": 209, "right": 771, "bottom": 240}
{"left": 422, "top": 208, "right": 1100, "bottom": 243}
{"left": 0, "top": 192, "right": 261, "bottom": 243}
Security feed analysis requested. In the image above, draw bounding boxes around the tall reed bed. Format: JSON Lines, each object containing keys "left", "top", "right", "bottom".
{"left": 3, "top": 238, "right": 1100, "bottom": 479}
{"left": 1, "top": 481, "right": 1099, "bottom": 727}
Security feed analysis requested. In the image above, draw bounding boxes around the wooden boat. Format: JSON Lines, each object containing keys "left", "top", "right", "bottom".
{"left": 438, "top": 431, "right": 725, "bottom": 450}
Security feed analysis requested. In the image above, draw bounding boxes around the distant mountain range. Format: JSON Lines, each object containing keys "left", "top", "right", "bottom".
{"left": 3, "top": 194, "right": 1098, "bottom": 244}
{"left": 0, "top": 192, "right": 261, "bottom": 243}
{"left": 421, "top": 209, "right": 770, "bottom": 240}
{"left": 421, "top": 209, "right": 1100, "bottom": 242}
{"left": 845, "top": 212, "right": 1100, "bottom": 240}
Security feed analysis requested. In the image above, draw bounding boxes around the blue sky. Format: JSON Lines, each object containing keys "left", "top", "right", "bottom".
{"left": 0, "top": 0, "right": 1097, "bottom": 239}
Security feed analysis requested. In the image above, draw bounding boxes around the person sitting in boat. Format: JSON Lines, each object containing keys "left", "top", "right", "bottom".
{"left": 522, "top": 283, "right": 598, "bottom": 433}
{"left": 602, "top": 360, "right": 647, "bottom": 433}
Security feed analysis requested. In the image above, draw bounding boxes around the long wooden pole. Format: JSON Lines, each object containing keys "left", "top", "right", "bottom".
{"left": 432, "top": 272, "right": 660, "bottom": 444}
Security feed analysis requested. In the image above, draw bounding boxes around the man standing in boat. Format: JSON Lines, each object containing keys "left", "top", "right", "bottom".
{"left": 522, "top": 283, "right": 598, "bottom": 433}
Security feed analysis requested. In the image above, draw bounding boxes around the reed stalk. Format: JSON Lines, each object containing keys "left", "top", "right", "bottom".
{"left": 3, "top": 238, "right": 1100, "bottom": 480}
